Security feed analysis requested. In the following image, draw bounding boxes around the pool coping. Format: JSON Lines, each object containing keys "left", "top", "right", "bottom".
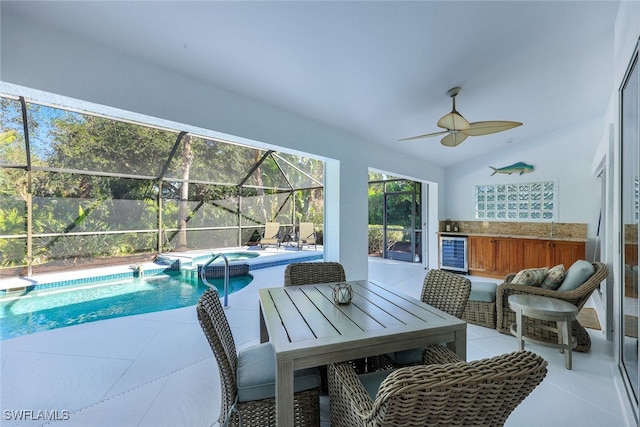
{"left": 0, "top": 247, "right": 323, "bottom": 294}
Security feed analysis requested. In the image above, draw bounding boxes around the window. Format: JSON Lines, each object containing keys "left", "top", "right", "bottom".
{"left": 0, "top": 93, "right": 324, "bottom": 276}
{"left": 475, "top": 181, "right": 555, "bottom": 221}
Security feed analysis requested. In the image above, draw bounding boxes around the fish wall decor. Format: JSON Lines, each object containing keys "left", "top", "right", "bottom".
{"left": 489, "top": 162, "right": 534, "bottom": 176}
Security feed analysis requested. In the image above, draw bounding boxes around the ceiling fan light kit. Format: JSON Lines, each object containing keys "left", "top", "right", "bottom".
{"left": 400, "top": 86, "right": 522, "bottom": 147}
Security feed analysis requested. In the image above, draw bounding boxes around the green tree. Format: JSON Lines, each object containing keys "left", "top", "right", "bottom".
{"left": 1, "top": 97, "right": 326, "bottom": 271}
{"left": 176, "top": 134, "right": 193, "bottom": 250}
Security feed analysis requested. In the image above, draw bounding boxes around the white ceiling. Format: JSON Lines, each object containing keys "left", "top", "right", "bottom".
{"left": 3, "top": 1, "right": 620, "bottom": 167}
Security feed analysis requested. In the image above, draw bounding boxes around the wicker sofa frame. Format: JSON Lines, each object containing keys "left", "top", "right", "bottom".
{"left": 462, "top": 298, "right": 496, "bottom": 328}
{"left": 496, "top": 261, "right": 608, "bottom": 352}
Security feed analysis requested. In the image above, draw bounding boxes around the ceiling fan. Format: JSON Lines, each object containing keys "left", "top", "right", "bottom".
{"left": 399, "top": 87, "right": 522, "bottom": 147}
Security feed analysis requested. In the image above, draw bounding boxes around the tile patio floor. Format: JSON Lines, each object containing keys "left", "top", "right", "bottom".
{"left": 0, "top": 258, "right": 636, "bottom": 426}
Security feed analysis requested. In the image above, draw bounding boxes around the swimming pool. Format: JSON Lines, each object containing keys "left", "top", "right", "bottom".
{"left": 0, "top": 272, "right": 252, "bottom": 340}
{"left": 206, "top": 251, "right": 260, "bottom": 261}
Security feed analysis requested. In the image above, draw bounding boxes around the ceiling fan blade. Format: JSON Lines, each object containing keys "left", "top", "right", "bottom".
{"left": 440, "top": 132, "right": 468, "bottom": 147}
{"left": 462, "top": 120, "right": 522, "bottom": 136}
{"left": 399, "top": 130, "right": 448, "bottom": 141}
{"left": 437, "top": 111, "right": 470, "bottom": 131}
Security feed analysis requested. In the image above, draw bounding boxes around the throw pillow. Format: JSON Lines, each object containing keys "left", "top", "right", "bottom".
{"left": 512, "top": 267, "right": 549, "bottom": 286}
{"left": 557, "top": 260, "right": 595, "bottom": 292}
{"left": 540, "top": 264, "right": 565, "bottom": 290}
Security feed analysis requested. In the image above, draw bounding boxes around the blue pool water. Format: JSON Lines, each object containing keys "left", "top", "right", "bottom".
{"left": 209, "top": 251, "right": 259, "bottom": 260}
{"left": 0, "top": 272, "right": 253, "bottom": 340}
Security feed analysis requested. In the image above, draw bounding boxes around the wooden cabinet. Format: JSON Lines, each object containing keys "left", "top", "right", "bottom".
{"left": 468, "top": 236, "right": 523, "bottom": 278}
{"left": 467, "top": 235, "right": 586, "bottom": 279}
{"left": 523, "top": 238, "right": 586, "bottom": 268}
{"left": 494, "top": 238, "right": 523, "bottom": 276}
{"left": 522, "top": 238, "right": 549, "bottom": 267}
{"left": 468, "top": 235, "right": 494, "bottom": 274}
{"left": 547, "top": 240, "right": 586, "bottom": 267}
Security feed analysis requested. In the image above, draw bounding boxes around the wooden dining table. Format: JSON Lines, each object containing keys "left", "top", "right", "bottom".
{"left": 258, "top": 279, "right": 467, "bottom": 426}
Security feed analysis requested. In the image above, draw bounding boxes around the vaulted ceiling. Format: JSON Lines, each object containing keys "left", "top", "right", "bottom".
{"left": 2, "top": 1, "right": 620, "bottom": 167}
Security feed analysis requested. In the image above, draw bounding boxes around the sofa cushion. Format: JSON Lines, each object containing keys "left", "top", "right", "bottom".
{"left": 512, "top": 267, "right": 549, "bottom": 286}
{"left": 237, "top": 342, "right": 321, "bottom": 402}
{"left": 557, "top": 260, "right": 595, "bottom": 292}
{"left": 469, "top": 281, "right": 498, "bottom": 302}
{"left": 540, "top": 264, "right": 565, "bottom": 290}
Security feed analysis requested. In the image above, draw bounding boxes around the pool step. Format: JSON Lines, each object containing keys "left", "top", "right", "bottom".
{"left": 155, "top": 255, "right": 181, "bottom": 270}
{"left": 181, "top": 267, "right": 200, "bottom": 280}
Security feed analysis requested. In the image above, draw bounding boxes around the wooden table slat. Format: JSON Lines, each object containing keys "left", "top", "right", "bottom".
{"left": 308, "top": 284, "right": 389, "bottom": 334}
{"left": 349, "top": 281, "right": 442, "bottom": 325}
{"left": 285, "top": 286, "right": 343, "bottom": 341}
{"left": 265, "top": 288, "right": 316, "bottom": 342}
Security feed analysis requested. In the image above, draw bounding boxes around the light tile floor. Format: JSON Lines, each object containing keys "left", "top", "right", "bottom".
{"left": 1, "top": 258, "right": 636, "bottom": 426}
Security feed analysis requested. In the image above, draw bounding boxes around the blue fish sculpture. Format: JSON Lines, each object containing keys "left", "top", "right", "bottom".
{"left": 490, "top": 162, "right": 534, "bottom": 176}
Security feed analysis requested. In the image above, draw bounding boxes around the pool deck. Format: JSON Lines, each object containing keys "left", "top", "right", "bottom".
{"left": 0, "top": 246, "right": 322, "bottom": 292}
{"left": 0, "top": 257, "right": 634, "bottom": 427}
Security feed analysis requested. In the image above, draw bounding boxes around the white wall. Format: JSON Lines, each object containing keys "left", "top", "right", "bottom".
{"left": 0, "top": 9, "right": 446, "bottom": 279}
{"left": 444, "top": 118, "right": 604, "bottom": 258}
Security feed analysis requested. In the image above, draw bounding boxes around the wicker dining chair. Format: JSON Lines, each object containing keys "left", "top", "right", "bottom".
{"left": 420, "top": 269, "right": 473, "bottom": 318}
{"left": 196, "top": 288, "right": 321, "bottom": 427}
{"left": 284, "top": 261, "right": 346, "bottom": 286}
{"left": 328, "top": 350, "right": 548, "bottom": 427}
{"left": 385, "top": 269, "right": 471, "bottom": 366}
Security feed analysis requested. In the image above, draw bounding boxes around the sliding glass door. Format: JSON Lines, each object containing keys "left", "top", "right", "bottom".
{"left": 368, "top": 175, "right": 422, "bottom": 263}
{"left": 621, "top": 40, "right": 639, "bottom": 412}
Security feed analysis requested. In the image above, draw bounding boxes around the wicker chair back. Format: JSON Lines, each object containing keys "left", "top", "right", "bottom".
{"left": 328, "top": 350, "right": 548, "bottom": 427}
{"left": 284, "top": 262, "right": 346, "bottom": 286}
{"left": 421, "top": 269, "right": 472, "bottom": 319}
